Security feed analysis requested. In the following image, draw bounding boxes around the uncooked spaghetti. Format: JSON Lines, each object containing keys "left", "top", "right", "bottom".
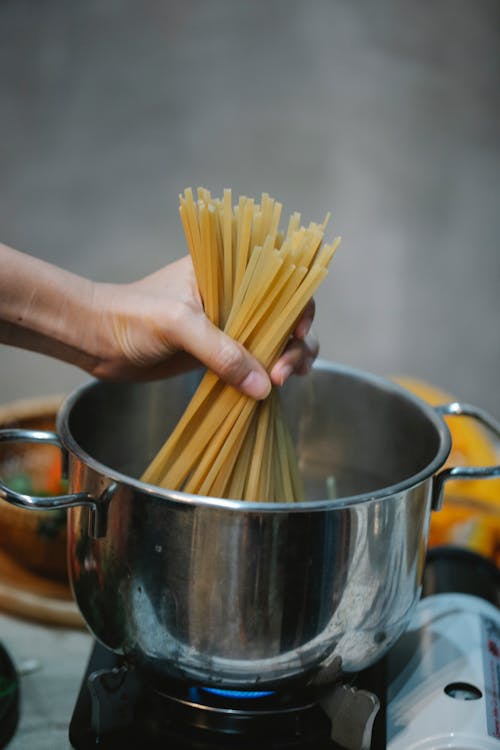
{"left": 141, "top": 188, "right": 339, "bottom": 501}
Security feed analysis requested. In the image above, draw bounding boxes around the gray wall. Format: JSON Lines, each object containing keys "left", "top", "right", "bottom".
{"left": 1, "top": 0, "right": 499, "bottom": 416}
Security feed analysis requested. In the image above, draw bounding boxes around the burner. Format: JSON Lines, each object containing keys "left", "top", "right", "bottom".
{"left": 69, "top": 642, "right": 386, "bottom": 750}
{"left": 156, "top": 683, "right": 332, "bottom": 746}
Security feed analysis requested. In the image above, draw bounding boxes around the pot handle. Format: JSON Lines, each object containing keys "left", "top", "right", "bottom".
{"left": 432, "top": 403, "right": 500, "bottom": 511}
{"left": 0, "top": 428, "right": 97, "bottom": 513}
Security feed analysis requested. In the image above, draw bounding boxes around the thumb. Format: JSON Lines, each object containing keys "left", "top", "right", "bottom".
{"left": 174, "top": 309, "right": 271, "bottom": 400}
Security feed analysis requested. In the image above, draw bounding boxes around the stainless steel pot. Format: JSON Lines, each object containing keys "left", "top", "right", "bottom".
{"left": 0, "top": 361, "right": 499, "bottom": 689}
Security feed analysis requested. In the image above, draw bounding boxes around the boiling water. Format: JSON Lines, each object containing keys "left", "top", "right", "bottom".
{"left": 301, "top": 465, "right": 391, "bottom": 502}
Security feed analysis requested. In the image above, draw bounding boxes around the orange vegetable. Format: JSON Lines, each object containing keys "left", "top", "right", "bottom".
{"left": 44, "top": 451, "right": 65, "bottom": 495}
{"left": 392, "top": 377, "right": 500, "bottom": 564}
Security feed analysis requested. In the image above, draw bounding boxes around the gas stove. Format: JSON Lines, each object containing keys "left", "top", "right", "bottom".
{"left": 65, "top": 548, "right": 500, "bottom": 750}
{"left": 68, "top": 641, "right": 385, "bottom": 749}
{"left": 386, "top": 547, "right": 500, "bottom": 750}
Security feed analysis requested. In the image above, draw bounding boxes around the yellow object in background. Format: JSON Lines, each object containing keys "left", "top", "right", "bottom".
{"left": 392, "top": 377, "right": 500, "bottom": 565}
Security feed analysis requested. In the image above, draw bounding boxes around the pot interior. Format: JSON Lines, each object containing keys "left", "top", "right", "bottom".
{"left": 63, "top": 363, "right": 449, "bottom": 502}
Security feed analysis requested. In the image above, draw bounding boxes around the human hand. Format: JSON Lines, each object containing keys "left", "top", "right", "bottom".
{"left": 90, "top": 256, "right": 318, "bottom": 398}
{"left": 269, "top": 298, "right": 318, "bottom": 386}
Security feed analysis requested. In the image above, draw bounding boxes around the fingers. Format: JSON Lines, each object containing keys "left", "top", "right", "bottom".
{"left": 270, "top": 330, "right": 319, "bottom": 387}
{"left": 293, "top": 298, "right": 315, "bottom": 340}
{"left": 178, "top": 296, "right": 318, "bottom": 393}
{"left": 173, "top": 308, "right": 271, "bottom": 400}
{"left": 270, "top": 298, "right": 318, "bottom": 386}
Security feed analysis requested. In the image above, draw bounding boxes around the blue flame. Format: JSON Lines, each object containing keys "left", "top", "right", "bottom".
{"left": 200, "top": 686, "right": 275, "bottom": 699}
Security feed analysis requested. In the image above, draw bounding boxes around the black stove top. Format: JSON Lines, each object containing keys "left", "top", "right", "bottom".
{"left": 69, "top": 641, "right": 386, "bottom": 750}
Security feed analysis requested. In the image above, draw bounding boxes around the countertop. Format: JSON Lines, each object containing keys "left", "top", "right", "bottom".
{"left": 0, "top": 613, "right": 91, "bottom": 750}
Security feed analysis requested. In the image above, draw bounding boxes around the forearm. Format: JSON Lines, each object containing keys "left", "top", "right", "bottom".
{"left": 0, "top": 243, "right": 100, "bottom": 371}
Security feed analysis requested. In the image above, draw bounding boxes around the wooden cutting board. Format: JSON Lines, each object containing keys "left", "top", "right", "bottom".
{"left": 0, "top": 547, "right": 84, "bottom": 628}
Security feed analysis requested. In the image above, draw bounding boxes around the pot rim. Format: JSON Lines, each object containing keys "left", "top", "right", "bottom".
{"left": 56, "top": 360, "right": 452, "bottom": 513}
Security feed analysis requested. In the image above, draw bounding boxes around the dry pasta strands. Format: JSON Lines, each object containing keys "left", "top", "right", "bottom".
{"left": 141, "top": 189, "right": 340, "bottom": 502}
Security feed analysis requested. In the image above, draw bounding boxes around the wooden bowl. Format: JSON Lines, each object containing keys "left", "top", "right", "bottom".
{"left": 0, "top": 395, "right": 68, "bottom": 582}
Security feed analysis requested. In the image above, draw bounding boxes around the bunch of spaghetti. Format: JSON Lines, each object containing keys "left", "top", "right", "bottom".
{"left": 141, "top": 188, "right": 339, "bottom": 502}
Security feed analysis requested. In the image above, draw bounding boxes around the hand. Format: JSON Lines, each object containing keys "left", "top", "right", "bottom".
{"left": 90, "top": 256, "right": 318, "bottom": 398}
{"left": 0, "top": 244, "right": 319, "bottom": 400}
{"left": 269, "top": 298, "right": 318, "bottom": 386}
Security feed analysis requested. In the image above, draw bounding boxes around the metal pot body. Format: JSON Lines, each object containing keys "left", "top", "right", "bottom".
{"left": 58, "top": 362, "right": 451, "bottom": 688}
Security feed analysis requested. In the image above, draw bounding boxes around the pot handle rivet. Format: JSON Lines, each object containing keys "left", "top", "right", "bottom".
{"left": 90, "top": 483, "right": 115, "bottom": 539}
